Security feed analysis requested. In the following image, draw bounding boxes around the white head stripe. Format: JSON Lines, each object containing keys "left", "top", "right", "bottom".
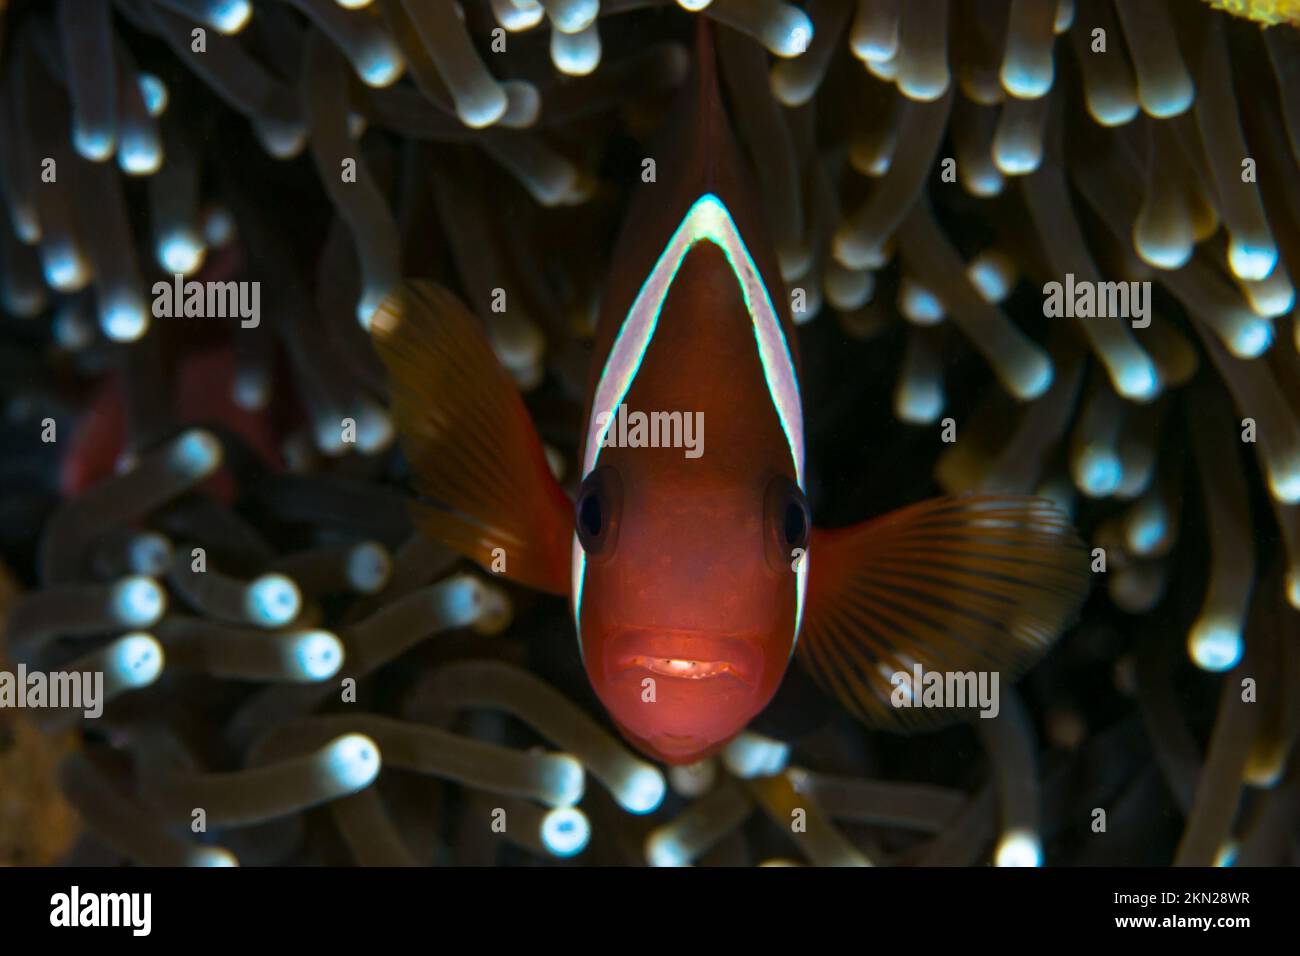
{"left": 573, "top": 193, "right": 807, "bottom": 655}
{"left": 581, "top": 193, "right": 804, "bottom": 486}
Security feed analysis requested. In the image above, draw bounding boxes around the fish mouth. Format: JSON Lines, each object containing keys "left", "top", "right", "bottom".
{"left": 606, "top": 629, "right": 763, "bottom": 687}
{"left": 627, "top": 657, "right": 744, "bottom": 680}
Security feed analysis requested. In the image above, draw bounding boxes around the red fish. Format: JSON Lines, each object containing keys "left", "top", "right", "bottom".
{"left": 371, "top": 24, "right": 1089, "bottom": 765}
{"left": 63, "top": 346, "right": 282, "bottom": 503}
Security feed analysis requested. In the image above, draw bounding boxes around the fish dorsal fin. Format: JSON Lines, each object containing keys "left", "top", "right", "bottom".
{"left": 799, "top": 495, "right": 1090, "bottom": 729}
{"left": 586, "top": 17, "right": 794, "bottom": 444}
{"left": 371, "top": 281, "right": 572, "bottom": 594}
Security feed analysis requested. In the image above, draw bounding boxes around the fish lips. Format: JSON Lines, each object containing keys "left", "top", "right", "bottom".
{"left": 591, "top": 627, "right": 769, "bottom": 746}
{"left": 602, "top": 628, "right": 765, "bottom": 690}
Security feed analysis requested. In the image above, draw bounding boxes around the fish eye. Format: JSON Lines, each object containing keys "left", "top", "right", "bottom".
{"left": 576, "top": 465, "right": 622, "bottom": 558}
{"left": 579, "top": 493, "right": 602, "bottom": 537}
{"left": 764, "top": 474, "right": 809, "bottom": 571}
{"left": 784, "top": 497, "right": 808, "bottom": 549}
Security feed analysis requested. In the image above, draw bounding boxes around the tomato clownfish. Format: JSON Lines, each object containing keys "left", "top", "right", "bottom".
{"left": 370, "top": 21, "right": 1090, "bottom": 765}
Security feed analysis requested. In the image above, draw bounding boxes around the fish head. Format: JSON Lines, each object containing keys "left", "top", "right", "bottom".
{"left": 571, "top": 235, "right": 807, "bottom": 765}
{"left": 572, "top": 457, "right": 809, "bottom": 764}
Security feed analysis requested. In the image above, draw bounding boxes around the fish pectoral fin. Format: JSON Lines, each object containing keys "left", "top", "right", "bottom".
{"left": 370, "top": 280, "right": 573, "bottom": 595}
{"left": 799, "top": 495, "right": 1090, "bottom": 730}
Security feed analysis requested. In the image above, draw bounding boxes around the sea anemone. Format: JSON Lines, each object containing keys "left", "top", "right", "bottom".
{"left": 0, "top": 0, "right": 1297, "bottom": 867}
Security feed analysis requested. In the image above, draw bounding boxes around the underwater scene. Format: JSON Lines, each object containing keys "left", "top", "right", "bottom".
{"left": 0, "top": 0, "right": 1298, "bottom": 876}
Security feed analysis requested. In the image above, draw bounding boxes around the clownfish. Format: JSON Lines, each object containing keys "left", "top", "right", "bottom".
{"left": 370, "top": 22, "right": 1090, "bottom": 765}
